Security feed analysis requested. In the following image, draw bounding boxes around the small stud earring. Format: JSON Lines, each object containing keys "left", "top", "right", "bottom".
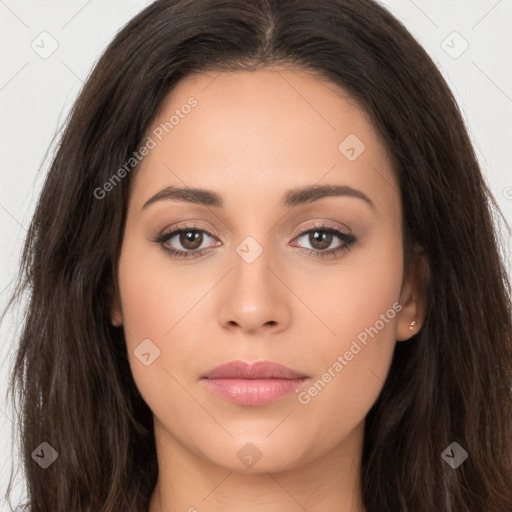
{"left": 409, "top": 320, "right": 416, "bottom": 330}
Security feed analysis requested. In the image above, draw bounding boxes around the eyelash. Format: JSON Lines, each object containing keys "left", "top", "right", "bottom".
{"left": 152, "top": 222, "right": 358, "bottom": 260}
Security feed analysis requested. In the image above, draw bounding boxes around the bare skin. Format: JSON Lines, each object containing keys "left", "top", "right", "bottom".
{"left": 110, "top": 67, "right": 427, "bottom": 512}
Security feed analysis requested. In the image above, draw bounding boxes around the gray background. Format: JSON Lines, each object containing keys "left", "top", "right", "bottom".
{"left": 1, "top": 0, "right": 511, "bottom": 508}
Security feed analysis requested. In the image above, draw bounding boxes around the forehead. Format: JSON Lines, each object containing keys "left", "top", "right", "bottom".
{"left": 130, "top": 67, "right": 399, "bottom": 216}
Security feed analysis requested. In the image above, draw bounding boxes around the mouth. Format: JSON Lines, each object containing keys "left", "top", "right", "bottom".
{"left": 200, "top": 360, "right": 310, "bottom": 406}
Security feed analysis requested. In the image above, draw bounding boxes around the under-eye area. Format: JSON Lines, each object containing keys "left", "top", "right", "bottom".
{"left": 150, "top": 221, "right": 358, "bottom": 260}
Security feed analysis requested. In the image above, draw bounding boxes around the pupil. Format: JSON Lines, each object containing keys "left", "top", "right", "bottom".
{"left": 311, "top": 230, "right": 331, "bottom": 250}
{"left": 181, "top": 230, "right": 202, "bottom": 249}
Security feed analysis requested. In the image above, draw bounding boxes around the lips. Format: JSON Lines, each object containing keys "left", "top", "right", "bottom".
{"left": 200, "top": 360, "right": 310, "bottom": 406}
{"left": 201, "top": 360, "right": 308, "bottom": 380}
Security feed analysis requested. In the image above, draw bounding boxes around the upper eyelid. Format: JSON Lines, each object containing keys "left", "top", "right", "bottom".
{"left": 162, "top": 222, "right": 219, "bottom": 237}
{"left": 154, "top": 223, "right": 357, "bottom": 261}
{"left": 294, "top": 222, "right": 351, "bottom": 236}
{"left": 161, "top": 222, "right": 350, "bottom": 237}
{"left": 159, "top": 223, "right": 352, "bottom": 246}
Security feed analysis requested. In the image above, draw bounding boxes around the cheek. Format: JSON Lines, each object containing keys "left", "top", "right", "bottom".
{"left": 116, "top": 232, "right": 206, "bottom": 406}
{"left": 117, "top": 217, "right": 403, "bottom": 434}
{"left": 295, "top": 230, "right": 403, "bottom": 416}
{"left": 297, "top": 222, "right": 404, "bottom": 345}
{"left": 117, "top": 232, "right": 197, "bottom": 341}
{"left": 294, "top": 303, "right": 399, "bottom": 453}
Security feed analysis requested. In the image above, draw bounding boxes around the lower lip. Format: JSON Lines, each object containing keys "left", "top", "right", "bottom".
{"left": 201, "top": 378, "right": 309, "bottom": 406}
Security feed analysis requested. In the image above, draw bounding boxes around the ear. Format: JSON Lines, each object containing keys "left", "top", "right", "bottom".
{"left": 108, "top": 279, "right": 123, "bottom": 327}
{"left": 396, "top": 246, "right": 429, "bottom": 341}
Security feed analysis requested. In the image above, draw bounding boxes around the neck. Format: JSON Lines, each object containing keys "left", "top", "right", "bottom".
{"left": 148, "top": 417, "right": 366, "bottom": 512}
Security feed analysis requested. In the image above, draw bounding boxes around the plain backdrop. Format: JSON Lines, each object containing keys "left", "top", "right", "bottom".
{"left": 1, "top": 0, "right": 511, "bottom": 508}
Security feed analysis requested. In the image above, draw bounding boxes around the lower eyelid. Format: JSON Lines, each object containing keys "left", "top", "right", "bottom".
{"left": 155, "top": 224, "right": 356, "bottom": 256}
{"left": 163, "top": 230, "right": 218, "bottom": 251}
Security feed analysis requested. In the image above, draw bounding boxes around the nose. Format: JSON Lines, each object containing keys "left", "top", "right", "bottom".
{"left": 217, "top": 246, "right": 291, "bottom": 336}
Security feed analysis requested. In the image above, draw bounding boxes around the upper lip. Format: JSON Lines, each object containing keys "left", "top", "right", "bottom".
{"left": 201, "top": 360, "right": 308, "bottom": 379}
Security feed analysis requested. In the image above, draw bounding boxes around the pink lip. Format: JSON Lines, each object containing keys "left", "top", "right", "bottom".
{"left": 201, "top": 360, "right": 310, "bottom": 406}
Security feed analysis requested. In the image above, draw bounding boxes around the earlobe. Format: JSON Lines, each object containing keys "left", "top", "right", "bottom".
{"left": 108, "top": 280, "right": 123, "bottom": 327}
{"left": 396, "top": 285, "right": 419, "bottom": 341}
{"left": 396, "top": 247, "right": 429, "bottom": 341}
{"left": 111, "top": 309, "right": 123, "bottom": 327}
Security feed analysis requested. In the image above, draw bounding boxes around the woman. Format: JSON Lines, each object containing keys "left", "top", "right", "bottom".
{"left": 3, "top": 0, "right": 512, "bottom": 511}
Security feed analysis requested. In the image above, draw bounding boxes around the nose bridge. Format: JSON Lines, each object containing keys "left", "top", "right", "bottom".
{"left": 216, "top": 229, "right": 291, "bottom": 332}
{"left": 231, "top": 232, "right": 276, "bottom": 298}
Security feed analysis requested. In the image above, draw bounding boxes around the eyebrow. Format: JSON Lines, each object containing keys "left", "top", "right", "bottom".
{"left": 142, "top": 184, "right": 376, "bottom": 211}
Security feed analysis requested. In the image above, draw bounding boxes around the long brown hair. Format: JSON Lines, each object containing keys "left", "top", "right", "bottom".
{"left": 3, "top": 0, "right": 511, "bottom": 510}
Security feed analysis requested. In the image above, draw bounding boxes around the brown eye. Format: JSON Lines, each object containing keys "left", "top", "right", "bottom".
{"left": 178, "top": 230, "right": 204, "bottom": 250}
{"left": 152, "top": 223, "right": 356, "bottom": 260}
{"left": 291, "top": 224, "right": 358, "bottom": 259}
{"left": 307, "top": 230, "right": 333, "bottom": 250}
{"left": 153, "top": 226, "right": 219, "bottom": 258}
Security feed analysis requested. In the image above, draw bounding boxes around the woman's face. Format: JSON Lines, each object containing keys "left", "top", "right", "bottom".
{"left": 112, "top": 67, "right": 421, "bottom": 473}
